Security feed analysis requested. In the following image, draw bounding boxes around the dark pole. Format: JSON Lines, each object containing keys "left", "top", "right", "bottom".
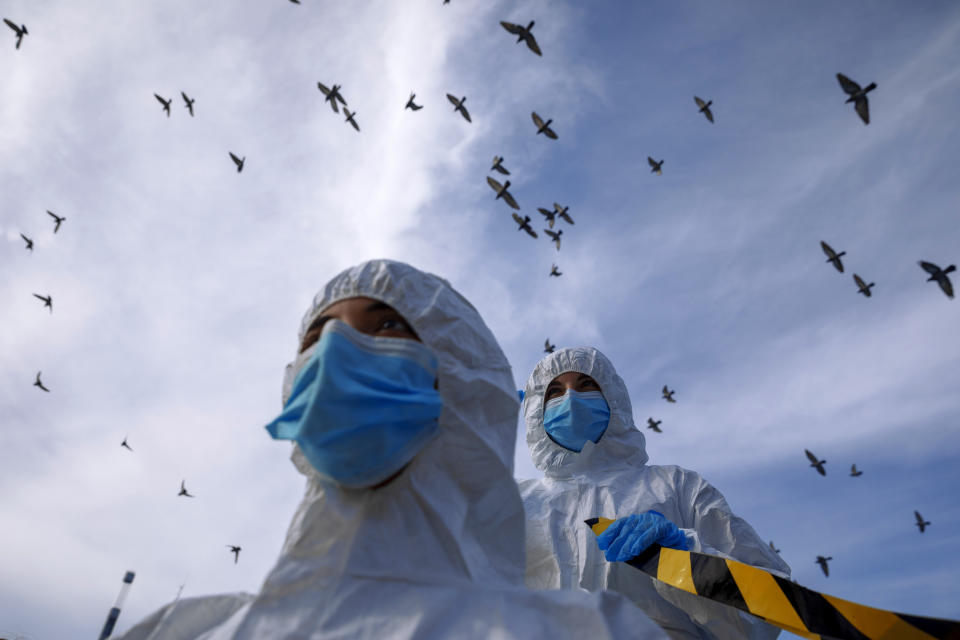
{"left": 98, "top": 571, "right": 135, "bottom": 639}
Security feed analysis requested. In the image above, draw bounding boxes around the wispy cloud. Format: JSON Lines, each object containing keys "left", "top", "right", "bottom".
{"left": 2, "top": 0, "right": 959, "bottom": 637}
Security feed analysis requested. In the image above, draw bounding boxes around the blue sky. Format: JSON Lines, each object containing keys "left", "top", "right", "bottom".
{"left": 1, "top": 1, "right": 958, "bottom": 638}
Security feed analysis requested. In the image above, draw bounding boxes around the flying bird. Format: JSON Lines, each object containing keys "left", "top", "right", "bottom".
{"left": 694, "top": 96, "right": 714, "bottom": 123}
{"left": 178, "top": 480, "right": 195, "bottom": 498}
{"left": 33, "top": 371, "right": 49, "bottom": 392}
{"left": 500, "top": 20, "right": 542, "bottom": 56}
{"left": 554, "top": 203, "right": 574, "bottom": 225}
{"left": 850, "top": 464, "right": 863, "bottom": 477}
{"left": 647, "top": 418, "right": 662, "bottom": 433}
{"left": 511, "top": 213, "right": 538, "bottom": 238}
{"left": 805, "top": 449, "right": 826, "bottom": 476}
{"left": 154, "top": 93, "right": 172, "bottom": 117}
{"left": 121, "top": 436, "right": 134, "bottom": 452}
{"left": 820, "top": 241, "right": 845, "bottom": 273}
{"left": 918, "top": 261, "right": 955, "bottom": 299}
{"left": 661, "top": 385, "right": 676, "bottom": 403}
{"left": 648, "top": 157, "right": 664, "bottom": 175}
{"left": 33, "top": 293, "right": 53, "bottom": 313}
{"left": 226, "top": 545, "right": 242, "bottom": 564}
{"left": 20, "top": 233, "right": 33, "bottom": 251}
{"left": 229, "top": 152, "right": 245, "bottom": 173}
{"left": 405, "top": 93, "right": 422, "bottom": 111}
{"left": 549, "top": 264, "right": 562, "bottom": 277}
{"left": 815, "top": 556, "right": 832, "bottom": 577}
{"left": 289, "top": 0, "right": 300, "bottom": 3}
{"left": 491, "top": 156, "right": 510, "bottom": 175}
{"left": 487, "top": 177, "right": 520, "bottom": 210}
{"left": 446, "top": 94, "right": 471, "bottom": 122}
{"left": 344, "top": 108, "right": 360, "bottom": 132}
{"left": 544, "top": 229, "right": 562, "bottom": 250}
{"left": 836, "top": 73, "right": 876, "bottom": 125}
{"left": 544, "top": 339, "right": 555, "bottom": 354}
{"left": 538, "top": 207, "right": 557, "bottom": 228}
{"left": 181, "top": 92, "right": 195, "bottom": 117}
{"left": 4, "top": 18, "right": 27, "bottom": 49}
{"left": 853, "top": 274, "right": 875, "bottom": 297}
{"left": 47, "top": 210, "right": 65, "bottom": 233}
{"left": 769, "top": 541, "right": 781, "bottom": 554}
{"left": 914, "top": 511, "right": 930, "bottom": 533}
{"left": 531, "top": 112, "right": 557, "bottom": 139}
{"left": 317, "top": 82, "right": 347, "bottom": 113}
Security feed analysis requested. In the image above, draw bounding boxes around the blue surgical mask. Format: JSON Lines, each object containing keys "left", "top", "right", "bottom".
{"left": 543, "top": 389, "right": 610, "bottom": 452}
{"left": 266, "top": 319, "right": 443, "bottom": 488}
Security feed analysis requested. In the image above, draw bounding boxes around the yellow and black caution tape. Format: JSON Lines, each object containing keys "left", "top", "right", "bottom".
{"left": 586, "top": 517, "right": 960, "bottom": 640}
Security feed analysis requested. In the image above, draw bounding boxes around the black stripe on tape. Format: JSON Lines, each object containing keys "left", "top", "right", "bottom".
{"left": 896, "top": 613, "right": 960, "bottom": 640}
{"left": 625, "top": 543, "right": 663, "bottom": 578}
{"left": 772, "top": 575, "right": 871, "bottom": 640}
{"left": 689, "top": 553, "right": 750, "bottom": 613}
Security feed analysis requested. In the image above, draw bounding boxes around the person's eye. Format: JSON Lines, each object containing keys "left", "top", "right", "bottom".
{"left": 581, "top": 379, "right": 600, "bottom": 391}
{"left": 378, "top": 317, "right": 413, "bottom": 333}
{"left": 544, "top": 387, "right": 563, "bottom": 402}
{"left": 299, "top": 318, "right": 329, "bottom": 352}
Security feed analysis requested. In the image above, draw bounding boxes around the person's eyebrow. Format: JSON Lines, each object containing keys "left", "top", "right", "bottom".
{"left": 577, "top": 374, "right": 596, "bottom": 383}
{"left": 365, "top": 300, "right": 394, "bottom": 313}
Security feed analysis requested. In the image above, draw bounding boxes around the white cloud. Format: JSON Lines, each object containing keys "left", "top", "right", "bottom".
{"left": 3, "top": 1, "right": 960, "bottom": 636}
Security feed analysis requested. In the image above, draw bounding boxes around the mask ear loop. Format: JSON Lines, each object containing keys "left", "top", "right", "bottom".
{"left": 281, "top": 340, "right": 321, "bottom": 406}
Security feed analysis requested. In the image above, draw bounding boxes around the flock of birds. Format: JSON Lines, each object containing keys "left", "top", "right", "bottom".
{"left": 317, "top": 82, "right": 360, "bottom": 132}
{"left": 808, "top": 510, "right": 931, "bottom": 577}
{"left": 797, "top": 447, "right": 934, "bottom": 575}
{"left": 15, "top": 201, "right": 244, "bottom": 564}
{"left": 819, "top": 240, "right": 955, "bottom": 299}
{"left": 6, "top": 0, "right": 955, "bottom": 589}
{"left": 151, "top": 90, "right": 249, "bottom": 171}
{"left": 649, "top": 383, "right": 938, "bottom": 578}
{"left": 799, "top": 237, "right": 951, "bottom": 576}
{"left": 18, "top": 210, "right": 65, "bottom": 397}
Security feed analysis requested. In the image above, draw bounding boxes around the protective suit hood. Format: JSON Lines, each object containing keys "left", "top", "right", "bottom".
{"left": 525, "top": 347, "right": 648, "bottom": 477}
{"left": 275, "top": 259, "right": 524, "bottom": 586}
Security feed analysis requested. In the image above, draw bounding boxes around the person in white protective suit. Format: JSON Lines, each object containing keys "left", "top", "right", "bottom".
{"left": 114, "top": 260, "right": 668, "bottom": 640}
{"left": 520, "top": 346, "right": 791, "bottom": 640}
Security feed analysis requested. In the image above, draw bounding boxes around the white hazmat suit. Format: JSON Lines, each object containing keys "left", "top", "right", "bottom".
{"left": 115, "top": 261, "right": 667, "bottom": 639}
{"left": 520, "top": 347, "right": 791, "bottom": 639}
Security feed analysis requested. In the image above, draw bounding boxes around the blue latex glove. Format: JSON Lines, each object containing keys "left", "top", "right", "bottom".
{"left": 596, "top": 511, "right": 689, "bottom": 562}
